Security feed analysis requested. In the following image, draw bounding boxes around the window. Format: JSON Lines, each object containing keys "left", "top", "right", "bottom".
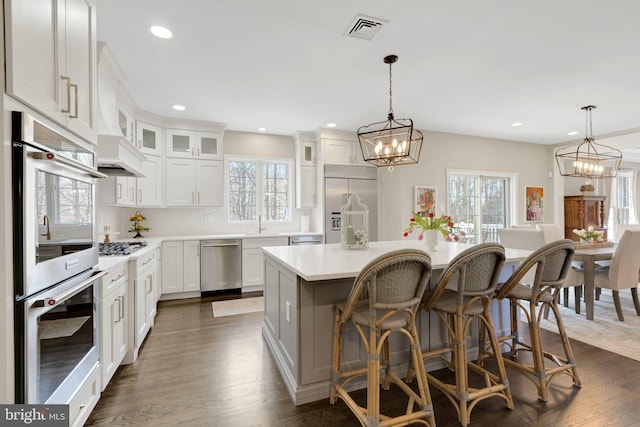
{"left": 447, "top": 169, "right": 516, "bottom": 243}
{"left": 227, "top": 157, "right": 292, "bottom": 222}
{"left": 608, "top": 170, "right": 636, "bottom": 235}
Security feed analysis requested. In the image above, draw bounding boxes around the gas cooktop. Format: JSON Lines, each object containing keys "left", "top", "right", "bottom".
{"left": 98, "top": 241, "right": 147, "bottom": 256}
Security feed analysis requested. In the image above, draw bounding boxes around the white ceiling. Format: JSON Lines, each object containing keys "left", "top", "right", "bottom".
{"left": 96, "top": 0, "right": 640, "bottom": 147}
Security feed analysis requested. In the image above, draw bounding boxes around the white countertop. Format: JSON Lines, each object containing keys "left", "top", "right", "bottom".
{"left": 96, "top": 232, "right": 322, "bottom": 270}
{"left": 158, "top": 231, "right": 322, "bottom": 241}
{"left": 97, "top": 237, "right": 163, "bottom": 270}
{"left": 262, "top": 240, "right": 532, "bottom": 282}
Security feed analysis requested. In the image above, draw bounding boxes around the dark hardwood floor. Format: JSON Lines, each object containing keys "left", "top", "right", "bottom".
{"left": 86, "top": 294, "right": 640, "bottom": 426}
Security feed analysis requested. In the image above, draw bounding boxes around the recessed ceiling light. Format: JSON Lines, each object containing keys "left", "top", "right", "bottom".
{"left": 567, "top": 131, "right": 579, "bottom": 136}
{"left": 511, "top": 122, "right": 523, "bottom": 127}
{"left": 258, "top": 127, "right": 267, "bottom": 132}
{"left": 172, "top": 104, "right": 185, "bottom": 111}
{"left": 150, "top": 26, "right": 172, "bottom": 39}
{"left": 326, "top": 123, "right": 337, "bottom": 128}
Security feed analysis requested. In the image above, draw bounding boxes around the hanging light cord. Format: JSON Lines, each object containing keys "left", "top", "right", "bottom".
{"left": 388, "top": 60, "right": 393, "bottom": 116}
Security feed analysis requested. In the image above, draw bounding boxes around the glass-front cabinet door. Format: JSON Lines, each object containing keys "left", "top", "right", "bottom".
{"left": 166, "top": 129, "right": 194, "bottom": 158}
{"left": 137, "top": 121, "right": 163, "bottom": 155}
{"left": 195, "top": 131, "right": 223, "bottom": 160}
{"left": 117, "top": 101, "right": 135, "bottom": 145}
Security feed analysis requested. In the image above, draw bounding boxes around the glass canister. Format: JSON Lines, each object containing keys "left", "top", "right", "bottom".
{"left": 340, "top": 193, "right": 369, "bottom": 249}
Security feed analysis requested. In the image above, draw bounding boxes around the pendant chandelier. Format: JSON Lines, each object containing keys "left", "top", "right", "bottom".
{"left": 555, "top": 105, "right": 622, "bottom": 179}
{"left": 357, "top": 55, "right": 423, "bottom": 170}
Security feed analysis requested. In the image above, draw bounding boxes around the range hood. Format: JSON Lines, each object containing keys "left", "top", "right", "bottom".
{"left": 96, "top": 135, "right": 146, "bottom": 177}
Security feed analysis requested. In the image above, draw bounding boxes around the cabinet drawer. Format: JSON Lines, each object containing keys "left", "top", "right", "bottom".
{"left": 135, "top": 250, "right": 156, "bottom": 273}
{"left": 69, "top": 363, "right": 100, "bottom": 427}
{"left": 242, "top": 237, "right": 289, "bottom": 249}
{"left": 101, "top": 262, "right": 128, "bottom": 296}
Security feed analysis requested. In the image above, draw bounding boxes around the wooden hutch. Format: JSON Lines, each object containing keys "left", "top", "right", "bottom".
{"left": 563, "top": 195, "right": 607, "bottom": 241}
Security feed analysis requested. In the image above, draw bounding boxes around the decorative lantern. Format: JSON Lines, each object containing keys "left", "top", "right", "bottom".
{"left": 340, "top": 193, "right": 369, "bottom": 249}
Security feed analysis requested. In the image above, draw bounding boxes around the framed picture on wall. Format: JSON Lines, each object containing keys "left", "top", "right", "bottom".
{"left": 414, "top": 186, "right": 437, "bottom": 215}
{"left": 525, "top": 186, "right": 544, "bottom": 222}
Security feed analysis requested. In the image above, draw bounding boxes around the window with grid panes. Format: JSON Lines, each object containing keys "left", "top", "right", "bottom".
{"left": 227, "top": 158, "right": 292, "bottom": 222}
{"left": 447, "top": 170, "right": 515, "bottom": 244}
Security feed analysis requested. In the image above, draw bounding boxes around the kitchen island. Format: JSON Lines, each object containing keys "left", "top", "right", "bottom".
{"left": 261, "top": 240, "right": 531, "bottom": 405}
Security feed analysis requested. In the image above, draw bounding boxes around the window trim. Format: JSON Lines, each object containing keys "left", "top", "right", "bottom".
{"left": 225, "top": 155, "right": 294, "bottom": 224}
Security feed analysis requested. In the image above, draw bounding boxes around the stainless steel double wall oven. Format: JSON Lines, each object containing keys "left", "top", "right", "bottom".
{"left": 12, "top": 111, "right": 106, "bottom": 404}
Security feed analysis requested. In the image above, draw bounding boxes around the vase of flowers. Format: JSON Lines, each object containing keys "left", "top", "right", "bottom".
{"left": 573, "top": 226, "right": 604, "bottom": 244}
{"left": 129, "top": 211, "right": 151, "bottom": 238}
{"left": 403, "top": 211, "right": 457, "bottom": 251}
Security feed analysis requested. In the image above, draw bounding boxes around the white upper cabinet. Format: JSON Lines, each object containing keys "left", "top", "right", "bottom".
{"left": 165, "top": 159, "right": 223, "bottom": 207}
{"left": 5, "top": 0, "right": 97, "bottom": 143}
{"left": 166, "top": 129, "right": 223, "bottom": 159}
{"left": 137, "top": 122, "right": 163, "bottom": 156}
{"left": 323, "top": 138, "right": 371, "bottom": 167}
{"left": 295, "top": 131, "right": 317, "bottom": 208}
{"left": 298, "top": 141, "right": 316, "bottom": 166}
{"left": 137, "top": 156, "right": 163, "bottom": 207}
{"left": 195, "top": 131, "right": 223, "bottom": 160}
{"left": 117, "top": 100, "right": 136, "bottom": 145}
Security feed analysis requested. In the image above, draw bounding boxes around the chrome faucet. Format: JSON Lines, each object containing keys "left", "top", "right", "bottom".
{"left": 258, "top": 213, "right": 266, "bottom": 234}
{"left": 41, "top": 215, "right": 51, "bottom": 240}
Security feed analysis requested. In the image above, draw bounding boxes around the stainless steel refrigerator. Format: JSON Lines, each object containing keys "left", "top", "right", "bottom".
{"left": 324, "top": 165, "right": 378, "bottom": 244}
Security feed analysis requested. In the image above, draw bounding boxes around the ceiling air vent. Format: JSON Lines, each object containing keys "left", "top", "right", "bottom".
{"left": 345, "top": 14, "right": 388, "bottom": 40}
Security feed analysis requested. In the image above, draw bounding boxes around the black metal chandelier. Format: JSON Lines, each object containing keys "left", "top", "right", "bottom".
{"left": 555, "top": 105, "right": 622, "bottom": 179}
{"left": 357, "top": 55, "right": 423, "bottom": 170}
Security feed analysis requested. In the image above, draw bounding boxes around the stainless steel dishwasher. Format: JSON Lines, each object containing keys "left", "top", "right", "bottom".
{"left": 200, "top": 239, "right": 242, "bottom": 292}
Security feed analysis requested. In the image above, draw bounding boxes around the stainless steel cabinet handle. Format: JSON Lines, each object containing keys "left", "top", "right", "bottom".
{"left": 61, "top": 75, "right": 71, "bottom": 113}
{"left": 69, "top": 82, "right": 79, "bottom": 118}
{"left": 142, "top": 257, "right": 153, "bottom": 266}
{"left": 111, "top": 274, "right": 125, "bottom": 283}
{"left": 138, "top": 189, "right": 142, "bottom": 203}
{"left": 117, "top": 183, "right": 122, "bottom": 199}
{"left": 146, "top": 274, "right": 153, "bottom": 294}
{"left": 119, "top": 296, "right": 125, "bottom": 320}
{"left": 113, "top": 299, "right": 120, "bottom": 323}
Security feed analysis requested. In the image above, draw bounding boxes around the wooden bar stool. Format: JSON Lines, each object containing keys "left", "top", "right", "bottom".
{"left": 481, "top": 239, "right": 581, "bottom": 402}
{"left": 410, "top": 243, "right": 513, "bottom": 427}
{"left": 330, "top": 249, "right": 436, "bottom": 427}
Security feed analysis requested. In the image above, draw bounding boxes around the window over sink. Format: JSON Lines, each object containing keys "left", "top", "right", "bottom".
{"left": 227, "top": 157, "right": 293, "bottom": 223}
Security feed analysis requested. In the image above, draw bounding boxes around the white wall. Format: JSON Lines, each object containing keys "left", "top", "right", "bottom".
{"left": 380, "top": 130, "right": 555, "bottom": 241}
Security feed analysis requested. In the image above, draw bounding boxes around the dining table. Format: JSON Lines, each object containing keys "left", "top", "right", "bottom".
{"left": 572, "top": 241, "right": 615, "bottom": 320}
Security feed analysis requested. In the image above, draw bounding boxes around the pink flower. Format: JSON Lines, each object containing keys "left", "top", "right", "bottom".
{"left": 418, "top": 233, "right": 424, "bottom": 241}
{"left": 403, "top": 232, "right": 409, "bottom": 238}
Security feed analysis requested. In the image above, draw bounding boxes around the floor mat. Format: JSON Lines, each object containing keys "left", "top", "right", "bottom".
{"left": 212, "top": 297, "right": 264, "bottom": 317}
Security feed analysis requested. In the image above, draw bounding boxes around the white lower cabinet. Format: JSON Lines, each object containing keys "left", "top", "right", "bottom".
{"left": 242, "top": 237, "right": 289, "bottom": 291}
{"left": 99, "top": 261, "right": 128, "bottom": 390}
{"left": 161, "top": 240, "right": 201, "bottom": 294}
{"left": 126, "top": 249, "right": 157, "bottom": 363}
{"left": 69, "top": 363, "right": 100, "bottom": 427}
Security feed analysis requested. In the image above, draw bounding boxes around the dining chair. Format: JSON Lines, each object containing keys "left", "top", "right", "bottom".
{"left": 482, "top": 239, "right": 580, "bottom": 402}
{"left": 330, "top": 248, "right": 436, "bottom": 427}
{"left": 565, "top": 229, "right": 640, "bottom": 321}
{"left": 409, "top": 243, "right": 513, "bottom": 427}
